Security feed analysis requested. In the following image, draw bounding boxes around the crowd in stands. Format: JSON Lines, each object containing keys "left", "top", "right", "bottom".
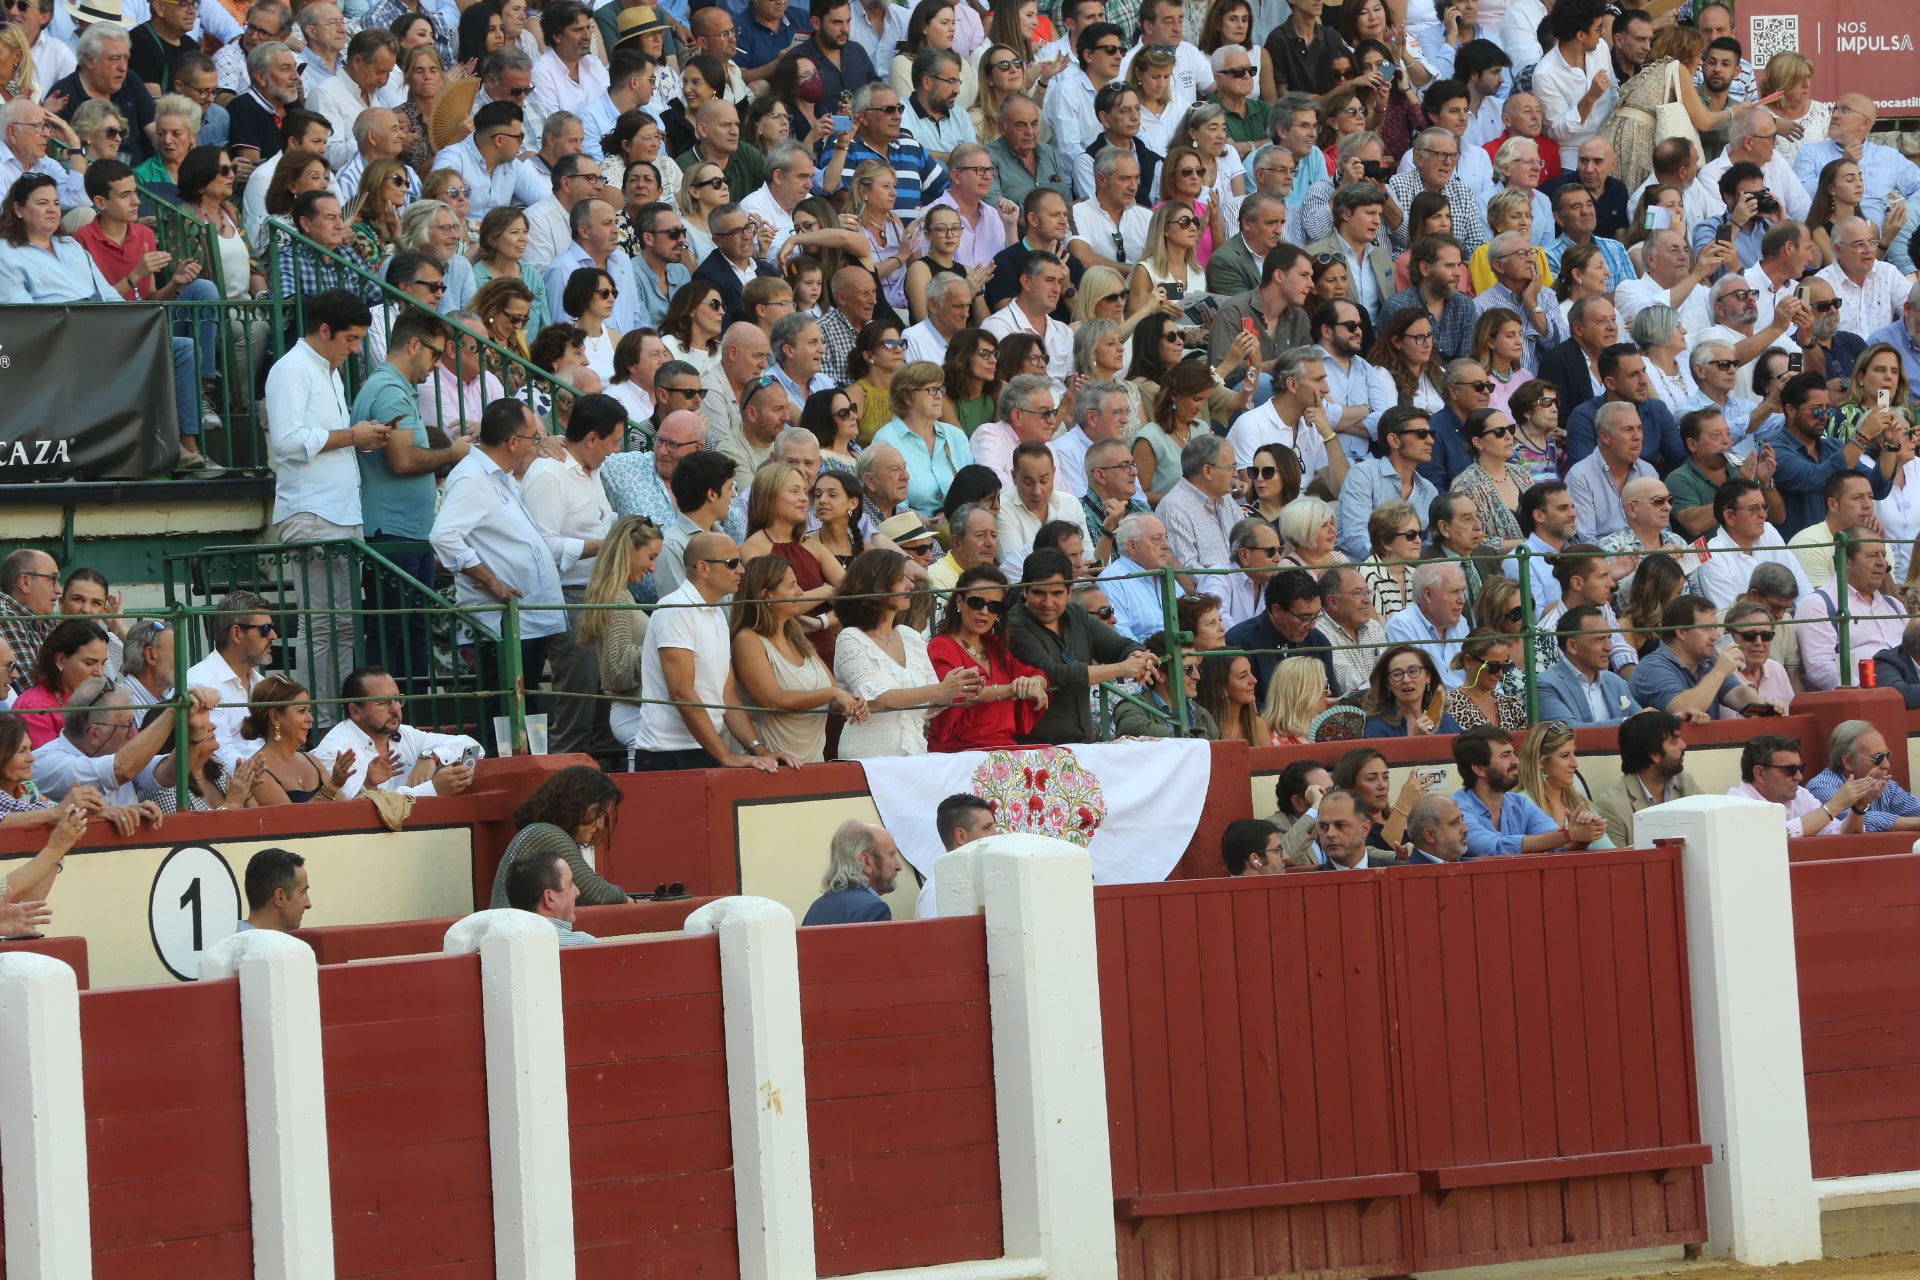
{"left": 6, "top": 0, "right": 1920, "bottom": 819}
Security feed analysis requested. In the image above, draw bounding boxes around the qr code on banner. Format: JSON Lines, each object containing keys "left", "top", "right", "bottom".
{"left": 1748, "top": 14, "right": 1801, "bottom": 66}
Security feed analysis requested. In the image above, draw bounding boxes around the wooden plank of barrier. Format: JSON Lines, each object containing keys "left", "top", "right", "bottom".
{"left": 1116, "top": 1172, "right": 1423, "bottom": 1219}
{"left": 1417, "top": 1144, "right": 1714, "bottom": 1194}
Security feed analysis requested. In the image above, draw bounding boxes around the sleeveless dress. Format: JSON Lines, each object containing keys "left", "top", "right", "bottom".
{"left": 855, "top": 378, "right": 893, "bottom": 448}
{"left": 747, "top": 634, "right": 831, "bottom": 764}
{"left": 770, "top": 540, "right": 837, "bottom": 665}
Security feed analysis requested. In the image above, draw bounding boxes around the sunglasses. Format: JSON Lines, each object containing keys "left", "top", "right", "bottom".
{"left": 651, "top": 225, "right": 688, "bottom": 239}
{"left": 1452, "top": 380, "right": 1494, "bottom": 393}
{"left": 1478, "top": 425, "right": 1514, "bottom": 438}
{"left": 1760, "top": 761, "right": 1804, "bottom": 777}
{"left": 879, "top": 338, "right": 906, "bottom": 351}
{"left": 1503, "top": 606, "right": 1524, "bottom": 623}
{"left": 1168, "top": 215, "right": 1199, "bottom": 229}
{"left": 1701, "top": 359, "right": 1738, "bottom": 372}
{"left": 443, "top": 186, "right": 470, "bottom": 199}
{"left": 960, "top": 594, "right": 1007, "bottom": 615}
{"left": 1251, "top": 465, "right": 1282, "bottom": 479}
{"left": 694, "top": 176, "right": 730, "bottom": 191}
{"left": 1732, "top": 629, "right": 1774, "bottom": 643}
{"left": 987, "top": 57, "right": 1024, "bottom": 71}
{"left": 1809, "top": 299, "right": 1842, "bottom": 313}
{"left": 833, "top": 404, "right": 859, "bottom": 420}
{"left": 658, "top": 384, "right": 704, "bottom": 397}
{"left": 1399, "top": 427, "right": 1434, "bottom": 439}
{"left": 1217, "top": 65, "right": 1254, "bottom": 77}
{"left": 240, "top": 622, "right": 279, "bottom": 636}
{"left": 1089, "top": 605, "right": 1116, "bottom": 620}
{"left": 700, "top": 556, "right": 745, "bottom": 570}
{"left": 868, "top": 102, "right": 906, "bottom": 114}
{"left": 1856, "top": 748, "right": 1894, "bottom": 766}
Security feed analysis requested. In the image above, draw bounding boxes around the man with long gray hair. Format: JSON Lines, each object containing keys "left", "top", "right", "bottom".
{"left": 802, "top": 820, "right": 903, "bottom": 925}
{"left": 119, "top": 619, "right": 176, "bottom": 708}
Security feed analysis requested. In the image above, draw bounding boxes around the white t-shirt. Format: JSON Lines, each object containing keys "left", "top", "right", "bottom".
{"left": 1225, "top": 398, "right": 1330, "bottom": 481}
{"left": 981, "top": 303, "right": 1075, "bottom": 396}
{"left": 635, "top": 580, "right": 732, "bottom": 751}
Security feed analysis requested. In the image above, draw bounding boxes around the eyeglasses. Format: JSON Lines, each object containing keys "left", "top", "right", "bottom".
{"left": 1809, "top": 299, "right": 1843, "bottom": 313}
{"left": 1404, "top": 331, "right": 1434, "bottom": 343}
{"left": 1387, "top": 666, "right": 1426, "bottom": 682}
{"left": 239, "top": 622, "right": 279, "bottom": 637}
{"left": 1732, "top": 629, "right": 1774, "bottom": 643}
{"left": 987, "top": 57, "right": 1024, "bottom": 71}
{"left": 1479, "top": 425, "right": 1514, "bottom": 439}
{"left": 700, "top": 557, "right": 745, "bottom": 569}
{"left": 960, "top": 594, "right": 1007, "bottom": 615}
{"left": 1855, "top": 748, "right": 1895, "bottom": 766}
{"left": 1759, "top": 761, "right": 1804, "bottom": 777}
{"left": 1452, "top": 380, "right": 1494, "bottom": 393}
{"left": 1701, "top": 358, "right": 1738, "bottom": 372}
{"left": 1643, "top": 494, "right": 1673, "bottom": 506}
{"left": 1092, "top": 460, "right": 1138, "bottom": 473}
{"left": 868, "top": 102, "right": 906, "bottom": 115}
{"left": 1216, "top": 65, "right": 1253, "bottom": 77}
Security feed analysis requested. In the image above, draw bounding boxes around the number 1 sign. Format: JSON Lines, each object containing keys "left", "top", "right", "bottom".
{"left": 147, "top": 845, "right": 243, "bottom": 981}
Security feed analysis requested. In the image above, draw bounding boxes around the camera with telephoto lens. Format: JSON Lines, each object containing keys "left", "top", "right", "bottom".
{"left": 1753, "top": 188, "right": 1781, "bottom": 216}
{"left": 1360, "top": 159, "right": 1389, "bottom": 182}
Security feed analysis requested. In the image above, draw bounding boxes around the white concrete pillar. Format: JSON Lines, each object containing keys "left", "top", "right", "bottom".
{"left": 444, "top": 910, "right": 577, "bottom": 1280}
{"left": 683, "top": 896, "right": 814, "bottom": 1280}
{"left": 938, "top": 835, "right": 1118, "bottom": 1280}
{"left": 201, "top": 930, "right": 337, "bottom": 1280}
{"left": 1636, "top": 794, "right": 1822, "bottom": 1264}
{"left": 0, "top": 952, "right": 91, "bottom": 1280}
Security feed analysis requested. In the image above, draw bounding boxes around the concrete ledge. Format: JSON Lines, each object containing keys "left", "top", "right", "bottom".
{"left": 1818, "top": 1173, "right": 1920, "bottom": 1259}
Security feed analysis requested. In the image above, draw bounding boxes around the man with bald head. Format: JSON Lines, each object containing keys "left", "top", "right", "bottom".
{"left": 1794, "top": 93, "right": 1920, "bottom": 271}
{"left": 1793, "top": 275, "right": 1868, "bottom": 384}
{"left": 335, "top": 107, "right": 415, "bottom": 205}
{"left": 1599, "top": 475, "right": 1697, "bottom": 584}
{"left": 820, "top": 265, "right": 880, "bottom": 384}
{"left": 1484, "top": 92, "right": 1560, "bottom": 176}
{"left": 1818, "top": 214, "right": 1911, "bottom": 337}
{"left": 631, "top": 529, "right": 795, "bottom": 771}
{"left": 1544, "top": 136, "right": 1630, "bottom": 240}
{"left": 676, "top": 96, "right": 766, "bottom": 202}
{"left": 706, "top": 322, "right": 773, "bottom": 442}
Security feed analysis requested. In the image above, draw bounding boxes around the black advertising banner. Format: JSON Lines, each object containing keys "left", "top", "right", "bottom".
{"left": 0, "top": 303, "right": 181, "bottom": 480}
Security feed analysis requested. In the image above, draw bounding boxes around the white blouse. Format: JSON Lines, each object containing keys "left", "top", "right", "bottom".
{"left": 833, "top": 625, "right": 939, "bottom": 759}
{"left": 1878, "top": 456, "right": 1920, "bottom": 582}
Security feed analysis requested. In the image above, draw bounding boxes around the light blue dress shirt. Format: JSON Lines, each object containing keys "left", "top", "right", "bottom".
{"left": 1382, "top": 605, "right": 1472, "bottom": 687}
{"left": 1455, "top": 785, "right": 1561, "bottom": 858}
{"left": 1545, "top": 233, "right": 1635, "bottom": 284}
{"left": 1096, "top": 554, "right": 1172, "bottom": 642}
{"left": 869, "top": 416, "right": 973, "bottom": 521}
{"left": 1793, "top": 139, "right": 1920, "bottom": 272}
{"left": 0, "top": 236, "right": 116, "bottom": 303}
{"left": 632, "top": 258, "right": 691, "bottom": 329}
{"left": 430, "top": 137, "right": 550, "bottom": 221}
{"left": 1317, "top": 347, "right": 1397, "bottom": 461}
{"left": 1501, "top": 532, "right": 1562, "bottom": 612}
{"left": 1335, "top": 457, "right": 1438, "bottom": 561}
{"left": 544, "top": 241, "right": 644, "bottom": 333}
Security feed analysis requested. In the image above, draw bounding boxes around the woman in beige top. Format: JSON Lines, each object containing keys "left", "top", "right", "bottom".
{"left": 581, "top": 516, "right": 664, "bottom": 713}
{"left": 731, "top": 557, "right": 870, "bottom": 764}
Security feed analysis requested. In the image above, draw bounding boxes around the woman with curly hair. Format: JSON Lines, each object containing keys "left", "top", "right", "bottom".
{"left": 1369, "top": 306, "right": 1445, "bottom": 413}
{"left": 472, "top": 275, "right": 538, "bottom": 367}
{"left": 488, "top": 764, "right": 630, "bottom": 907}
{"left": 926, "top": 565, "right": 1050, "bottom": 751}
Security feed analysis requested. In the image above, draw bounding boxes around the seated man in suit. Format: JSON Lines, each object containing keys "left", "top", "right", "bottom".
{"left": 1315, "top": 787, "right": 1400, "bottom": 869}
{"left": 691, "top": 201, "right": 778, "bottom": 325}
{"left": 1872, "top": 621, "right": 1920, "bottom": 711}
{"left": 1205, "top": 192, "right": 1287, "bottom": 298}
{"left": 1589, "top": 709, "right": 1699, "bottom": 847}
{"left": 1454, "top": 725, "right": 1608, "bottom": 857}
{"left": 1307, "top": 181, "right": 1395, "bottom": 328}
{"left": 802, "top": 820, "right": 903, "bottom": 924}
{"left": 1403, "top": 793, "right": 1469, "bottom": 864}
{"left": 1536, "top": 604, "right": 1644, "bottom": 726}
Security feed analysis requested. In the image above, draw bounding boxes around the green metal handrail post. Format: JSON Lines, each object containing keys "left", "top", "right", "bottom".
{"left": 1159, "top": 565, "right": 1192, "bottom": 735}
{"left": 171, "top": 600, "right": 192, "bottom": 812}
{"left": 1517, "top": 545, "right": 1539, "bottom": 722}
{"left": 1835, "top": 530, "right": 1853, "bottom": 686}
{"left": 501, "top": 599, "right": 527, "bottom": 755}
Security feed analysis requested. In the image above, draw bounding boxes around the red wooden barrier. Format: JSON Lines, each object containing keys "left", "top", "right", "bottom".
{"left": 1097, "top": 848, "right": 1708, "bottom": 1280}
{"left": 798, "top": 918, "right": 1003, "bottom": 1277}
{"left": 321, "top": 954, "right": 495, "bottom": 1280}
{"left": 81, "top": 979, "right": 251, "bottom": 1277}
{"left": 293, "top": 898, "right": 719, "bottom": 965}
{"left": 560, "top": 936, "right": 738, "bottom": 1278}
{"left": 1792, "top": 852, "right": 1920, "bottom": 1178}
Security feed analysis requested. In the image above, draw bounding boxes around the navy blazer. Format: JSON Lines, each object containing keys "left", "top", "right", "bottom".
{"left": 1535, "top": 338, "right": 1598, "bottom": 429}
{"left": 801, "top": 885, "right": 892, "bottom": 926}
{"left": 1565, "top": 393, "right": 1685, "bottom": 472}
{"left": 1872, "top": 645, "right": 1920, "bottom": 710}
{"left": 693, "top": 248, "right": 778, "bottom": 329}
{"left": 1224, "top": 611, "right": 1336, "bottom": 705}
{"left": 1405, "top": 848, "right": 1449, "bottom": 864}
{"left": 1535, "top": 660, "right": 1642, "bottom": 727}
{"left": 1416, "top": 405, "right": 1476, "bottom": 491}
{"left": 1316, "top": 852, "right": 1402, "bottom": 869}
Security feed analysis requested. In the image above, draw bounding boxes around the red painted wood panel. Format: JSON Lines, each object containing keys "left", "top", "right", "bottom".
{"left": 1098, "top": 874, "right": 1414, "bottom": 1280}
{"left": 798, "top": 917, "right": 1001, "bottom": 1278}
{"left": 559, "top": 935, "right": 739, "bottom": 1279}
{"left": 79, "top": 979, "right": 251, "bottom": 1279}
{"left": 1392, "top": 851, "right": 1706, "bottom": 1270}
{"left": 320, "top": 954, "right": 494, "bottom": 1280}
{"left": 1793, "top": 852, "right": 1920, "bottom": 1177}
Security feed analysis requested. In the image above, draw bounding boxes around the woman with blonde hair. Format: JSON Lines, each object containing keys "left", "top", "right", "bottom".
{"left": 732, "top": 555, "right": 868, "bottom": 763}
{"left": 1127, "top": 199, "right": 1209, "bottom": 315}
{"left": 969, "top": 44, "right": 1027, "bottom": 145}
{"left": 471, "top": 275, "right": 537, "bottom": 366}
{"left": 0, "top": 26, "right": 39, "bottom": 104}
{"left": 743, "top": 462, "right": 846, "bottom": 605}
{"left": 677, "top": 160, "right": 730, "bottom": 261}
{"left": 1760, "top": 50, "right": 1827, "bottom": 167}
{"left": 1276, "top": 496, "right": 1346, "bottom": 569}
{"left": 73, "top": 99, "right": 130, "bottom": 164}
{"left": 1073, "top": 263, "right": 1163, "bottom": 340}
{"left": 1155, "top": 144, "right": 1226, "bottom": 263}
{"left": 848, "top": 160, "right": 916, "bottom": 313}
{"left": 1124, "top": 45, "right": 1178, "bottom": 153}
{"left": 1363, "top": 501, "right": 1420, "bottom": 618}
{"left": 1442, "top": 627, "right": 1525, "bottom": 730}
{"left": 1467, "top": 187, "right": 1553, "bottom": 294}
{"left": 1599, "top": 25, "right": 1730, "bottom": 190}
{"left": 580, "top": 516, "right": 663, "bottom": 740}
{"left": 1519, "top": 719, "right": 1613, "bottom": 848}
{"left": 1262, "top": 655, "right": 1330, "bottom": 746}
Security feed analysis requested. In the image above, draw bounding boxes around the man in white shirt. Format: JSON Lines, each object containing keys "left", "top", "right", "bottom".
{"left": 737, "top": 138, "right": 813, "bottom": 258}
{"left": 1067, "top": 147, "right": 1152, "bottom": 270}
{"left": 1695, "top": 477, "right": 1813, "bottom": 607}
{"left": 313, "top": 666, "right": 480, "bottom": 798}
{"left": 1614, "top": 227, "right": 1727, "bottom": 335}
{"left": 241, "top": 109, "right": 332, "bottom": 239}
{"left": 980, "top": 250, "right": 1074, "bottom": 394}
{"left": 1816, "top": 216, "right": 1910, "bottom": 339}
{"left": 1226, "top": 346, "right": 1346, "bottom": 496}
{"left": 1313, "top": 298, "right": 1394, "bottom": 462}
{"left": 902, "top": 273, "right": 975, "bottom": 365}
{"left": 1049, "top": 379, "right": 1130, "bottom": 498}
{"left": 521, "top": 395, "right": 620, "bottom": 755}
{"left": 1797, "top": 528, "right": 1907, "bottom": 691}
{"left": 1628, "top": 137, "right": 1718, "bottom": 241}
{"left": 1118, "top": 0, "right": 1212, "bottom": 123}
{"left": 308, "top": 27, "right": 401, "bottom": 170}
{"left": 997, "top": 440, "right": 1090, "bottom": 568}
{"left": 185, "top": 589, "right": 276, "bottom": 769}
{"left": 431, "top": 100, "right": 550, "bottom": 222}
{"left": 33, "top": 679, "right": 214, "bottom": 815}
{"left": 1530, "top": 0, "right": 1615, "bottom": 173}
{"left": 263, "top": 290, "right": 390, "bottom": 728}
{"left": 531, "top": 0, "right": 609, "bottom": 115}
{"left": 1044, "top": 17, "right": 1124, "bottom": 170}
{"left": 631, "top": 532, "right": 795, "bottom": 771}
{"left": 520, "top": 151, "right": 606, "bottom": 271}
{"left": 430, "top": 397, "right": 571, "bottom": 738}
{"left": 1691, "top": 106, "right": 1810, "bottom": 225}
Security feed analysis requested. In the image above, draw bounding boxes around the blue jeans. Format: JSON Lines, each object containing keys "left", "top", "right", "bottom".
{"left": 168, "top": 278, "right": 222, "bottom": 438}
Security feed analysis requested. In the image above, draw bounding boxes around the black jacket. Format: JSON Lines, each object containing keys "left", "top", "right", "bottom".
{"left": 1872, "top": 645, "right": 1920, "bottom": 709}
{"left": 1008, "top": 601, "right": 1146, "bottom": 744}
{"left": 693, "top": 248, "right": 778, "bottom": 328}
{"left": 1535, "top": 337, "right": 1598, "bottom": 428}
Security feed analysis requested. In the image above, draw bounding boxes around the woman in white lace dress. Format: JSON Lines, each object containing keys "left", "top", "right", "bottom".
{"left": 831, "top": 548, "right": 984, "bottom": 759}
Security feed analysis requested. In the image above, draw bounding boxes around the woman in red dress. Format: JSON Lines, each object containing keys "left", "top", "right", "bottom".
{"left": 926, "top": 567, "right": 1051, "bottom": 753}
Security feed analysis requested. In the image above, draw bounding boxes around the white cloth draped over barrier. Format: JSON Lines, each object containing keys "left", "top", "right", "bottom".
{"left": 860, "top": 738, "right": 1213, "bottom": 899}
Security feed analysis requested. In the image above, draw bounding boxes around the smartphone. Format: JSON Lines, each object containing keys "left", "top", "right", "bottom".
{"left": 1241, "top": 317, "right": 1257, "bottom": 336}
{"left": 1786, "top": 352, "right": 1803, "bottom": 374}
{"left": 831, "top": 113, "right": 851, "bottom": 133}
{"left": 1714, "top": 222, "right": 1735, "bottom": 244}
{"left": 1162, "top": 282, "right": 1185, "bottom": 301}
{"left": 1880, "top": 388, "right": 1893, "bottom": 410}
{"left": 458, "top": 744, "right": 483, "bottom": 769}
{"left": 1415, "top": 766, "right": 1449, "bottom": 790}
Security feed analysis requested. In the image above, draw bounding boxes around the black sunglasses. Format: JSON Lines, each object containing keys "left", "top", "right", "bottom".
{"left": 1088, "top": 605, "right": 1115, "bottom": 620}
{"left": 1732, "top": 629, "right": 1774, "bottom": 644}
{"left": 960, "top": 594, "right": 1007, "bottom": 615}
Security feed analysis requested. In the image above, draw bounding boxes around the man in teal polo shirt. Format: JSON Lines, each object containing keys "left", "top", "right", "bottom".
{"left": 351, "top": 307, "right": 471, "bottom": 688}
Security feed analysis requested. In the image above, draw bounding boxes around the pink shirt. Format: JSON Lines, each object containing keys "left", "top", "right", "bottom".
{"left": 12, "top": 685, "right": 69, "bottom": 748}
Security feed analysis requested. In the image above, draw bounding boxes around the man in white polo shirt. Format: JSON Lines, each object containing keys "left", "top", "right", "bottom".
{"left": 981, "top": 249, "right": 1073, "bottom": 394}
